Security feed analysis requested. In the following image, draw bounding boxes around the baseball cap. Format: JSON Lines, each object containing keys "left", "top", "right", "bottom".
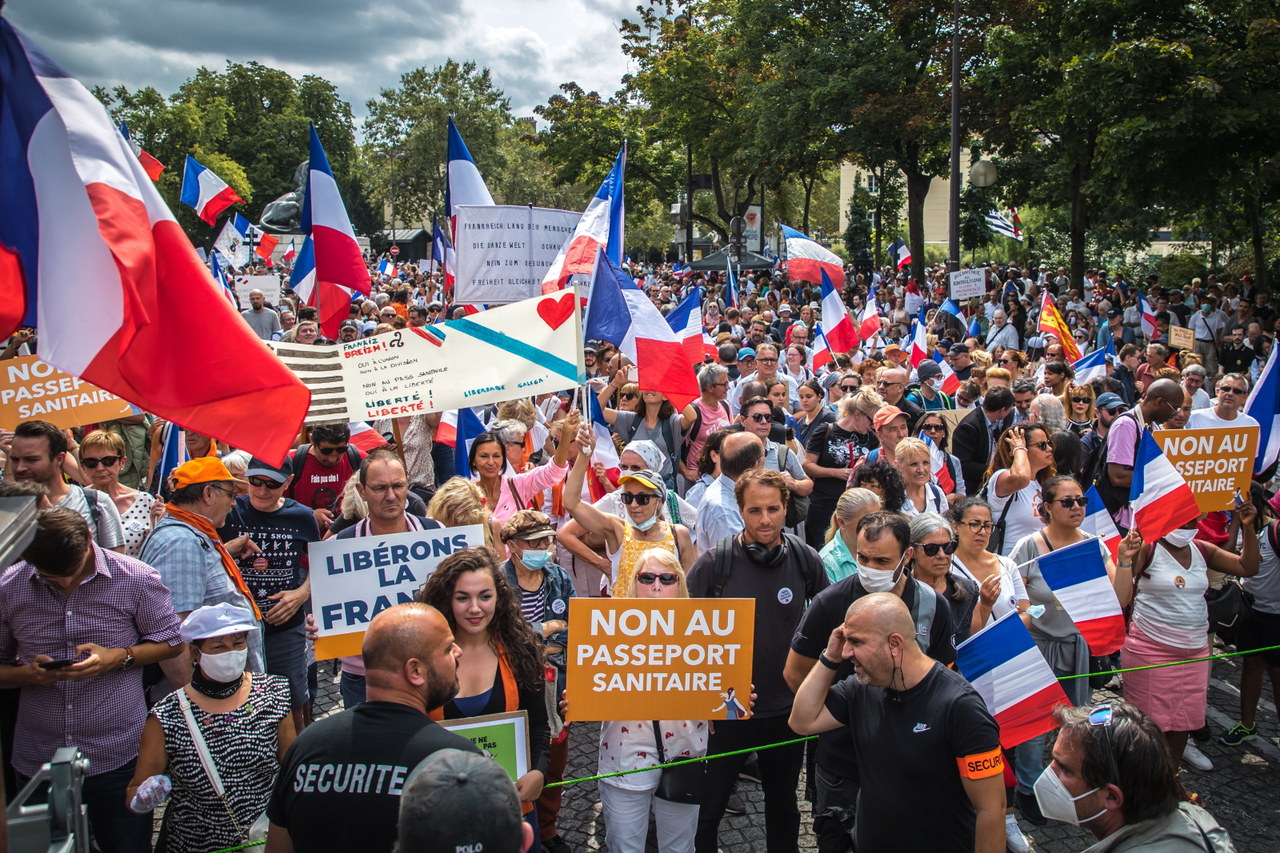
{"left": 618, "top": 469, "right": 664, "bottom": 493}
{"left": 1094, "top": 392, "right": 1127, "bottom": 412}
{"left": 245, "top": 457, "right": 291, "bottom": 484}
{"left": 180, "top": 603, "right": 257, "bottom": 643}
{"left": 501, "top": 509, "right": 556, "bottom": 542}
{"left": 170, "top": 457, "right": 245, "bottom": 489}
{"left": 398, "top": 750, "right": 523, "bottom": 853}
{"left": 937, "top": 338, "right": 954, "bottom": 350}
{"left": 340, "top": 320, "right": 359, "bottom": 331}
{"left": 820, "top": 372, "right": 843, "bottom": 390}
{"left": 872, "top": 405, "right": 909, "bottom": 431}
{"left": 738, "top": 347, "right": 756, "bottom": 360}
{"left": 916, "top": 360, "right": 942, "bottom": 382}
{"left": 948, "top": 343, "right": 969, "bottom": 356}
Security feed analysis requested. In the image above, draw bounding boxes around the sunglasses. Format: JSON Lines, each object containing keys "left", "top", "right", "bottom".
{"left": 916, "top": 541, "right": 958, "bottom": 557}
{"left": 247, "top": 477, "right": 285, "bottom": 489}
{"left": 1218, "top": 386, "right": 1246, "bottom": 395}
{"left": 1050, "top": 496, "right": 1088, "bottom": 508}
{"left": 920, "top": 423, "right": 945, "bottom": 433}
{"left": 619, "top": 464, "right": 646, "bottom": 472}
{"left": 748, "top": 413, "right": 771, "bottom": 423}
{"left": 1071, "top": 397, "right": 1092, "bottom": 404}
{"left": 316, "top": 445, "right": 347, "bottom": 456}
{"left": 1028, "top": 440, "right": 1054, "bottom": 451}
{"left": 1088, "top": 704, "right": 1122, "bottom": 784}
{"left": 637, "top": 572, "right": 679, "bottom": 586}
{"left": 840, "top": 384, "right": 858, "bottom": 392}
{"left": 620, "top": 492, "right": 656, "bottom": 506}
{"left": 620, "top": 393, "right": 637, "bottom": 400}
{"left": 80, "top": 455, "right": 120, "bottom": 469}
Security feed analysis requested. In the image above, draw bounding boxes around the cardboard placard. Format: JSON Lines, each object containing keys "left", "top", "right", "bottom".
{"left": 453, "top": 205, "right": 581, "bottom": 304}
{"left": 234, "top": 274, "right": 282, "bottom": 306}
{"left": 271, "top": 291, "right": 585, "bottom": 425}
{"left": 1168, "top": 325, "right": 1195, "bottom": 350}
{"left": 309, "top": 524, "right": 485, "bottom": 659}
{"left": 439, "top": 711, "right": 531, "bottom": 783}
{"left": 1154, "top": 425, "right": 1259, "bottom": 512}
{"left": 567, "top": 598, "right": 755, "bottom": 722}
{"left": 949, "top": 268, "right": 987, "bottom": 301}
{"left": 0, "top": 356, "right": 132, "bottom": 429}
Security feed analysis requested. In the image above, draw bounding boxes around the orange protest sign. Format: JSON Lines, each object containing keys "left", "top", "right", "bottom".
{"left": 1154, "top": 426, "right": 1258, "bottom": 512}
{"left": 567, "top": 598, "right": 755, "bottom": 723}
{"left": 0, "top": 355, "right": 132, "bottom": 429}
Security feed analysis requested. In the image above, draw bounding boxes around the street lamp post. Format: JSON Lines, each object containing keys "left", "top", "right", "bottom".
{"left": 948, "top": 0, "right": 962, "bottom": 274}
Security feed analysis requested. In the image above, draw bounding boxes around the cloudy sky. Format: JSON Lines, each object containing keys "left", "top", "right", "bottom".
{"left": 6, "top": 0, "right": 637, "bottom": 119}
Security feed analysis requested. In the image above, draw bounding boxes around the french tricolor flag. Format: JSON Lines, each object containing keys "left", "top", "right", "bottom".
{"left": 937, "top": 359, "right": 961, "bottom": 395}
{"left": 180, "top": 155, "right": 244, "bottom": 225}
{"left": 810, "top": 323, "right": 833, "bottom": 371}
{"left": 1034, "top": 537, "right": 1125, "bottom": 655}
{"left": 348, "top": 422, "right": 385, "bottom": 453}
{"left": 666, "top": 285, "right": 706, "bottom": 365}
{"left": 377, "top": 258, "right": 396, "bottom": 278}
{"left": 818, "top": 270, "right": 858, "bottom": 353}
{"left": 1130, "top": 428, "right": 1201, "bottom": 540}
{"left": 909, "top": 319, "right": 930, "bottom": 368}
{"left": 1071, "top": 336, "right": 1114, "bottom": 384}
{"left": 290, "top": 235, "right": 353, "bottom": 340}
{"left": 587, "top": 392, "right": 621, "bottom": 501}
{"left": 924, "top": 434, "right": 954, "bottom": 493}
{"left": 1245, "top": 337, "right": 1280, "bottom": 475}
{"left": 1136, "top": 288, "right": 1157, "bottom": 338}
{"left": 855, "top": 282, "right": 880, "bottom": 343}
{"left": 724, "top": 259, "right": 738, "bottom": 308}
{"left": 782, "top": 224, "right": 844, "bottom": 286}
{"left": 0, "top": 22, "right": 307, "bottom": 462}
{"left": 939, "top": 298, "right": 964, "bottom": 320}
{"left": 542, "top": 145, "right": 625, "bottom": 294}
{"left": 956, "top": 612, "right": 1071, "bottom": 749}
{"left": 445, "top": 115, "right": 495, "bottom": 231}
{"left": 586, "top": 252, "right": 699, "bottom": 410}
{"left": 450, "top": 407, "right": 489, "bottom": 479}
{"left": 118, "top": 121, "right": 164, "bottom": 181}
{"left": 1081, "top": 485, "right": 1123, "bottom": 564}
{"left": 887, "top": 238, "right": 912, "bottom": 271}
{"left": 209, "top": 251, "right": 235, "bottom": 307}
{"left": 302, "top": 124, "right": 370, "bottom": 296}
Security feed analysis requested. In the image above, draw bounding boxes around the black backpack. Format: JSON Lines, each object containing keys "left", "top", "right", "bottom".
{"left": 1085, "top": 413, "right": 1140, "bottom": 515}
{"left": 710, "top": 533, "right": 824, "bottom": 600}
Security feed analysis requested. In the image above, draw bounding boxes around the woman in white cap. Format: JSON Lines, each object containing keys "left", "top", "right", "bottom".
{"left": 127, "top": 604, "right": 294, "bottom": 852}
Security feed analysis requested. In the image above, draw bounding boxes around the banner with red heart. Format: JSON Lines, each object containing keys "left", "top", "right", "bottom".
{"left": 537, "top": 292, "right": 576, "bottom": 330}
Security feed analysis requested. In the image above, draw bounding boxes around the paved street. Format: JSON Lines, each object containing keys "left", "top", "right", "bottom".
{"left": 313, "top": 646, "right": 1278, "bottom": 852}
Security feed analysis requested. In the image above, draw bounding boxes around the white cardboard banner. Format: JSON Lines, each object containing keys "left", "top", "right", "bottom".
{"left": 949, "top": 268, "right": 987, "bottom": 301}
{"left": 234, "top": 274, "right": 282, "bottom": 306}
{"left": 271, "top": 290, "right": 585, "bottom": 424}
{"left": 453, "top": 204, "right": 581, "bottom": 304}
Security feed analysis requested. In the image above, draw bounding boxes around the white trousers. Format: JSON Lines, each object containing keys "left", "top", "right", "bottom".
{"left": 598, "top": 782, "right": 698, "bottom": 853}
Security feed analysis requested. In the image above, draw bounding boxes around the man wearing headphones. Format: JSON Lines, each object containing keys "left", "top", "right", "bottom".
{"left": 686, "top": 467, "right": 829, "bottom": 853}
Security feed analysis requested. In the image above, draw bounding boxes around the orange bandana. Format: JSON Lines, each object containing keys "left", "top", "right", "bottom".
{"left": 164, "top": 503, "right": 263, "bottom": 620}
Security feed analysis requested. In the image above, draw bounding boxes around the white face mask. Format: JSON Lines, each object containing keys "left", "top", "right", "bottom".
{"left": 198, "top": 648, "right": 248, "bottom": 682}
{"left": 1163, "top": 528, "right": 1198, "bottom": 548}
{"left": 1033, "top": 766, "right": 1106, "bottom": 826}
{"left": 926, "top": 378, "right": 942, "bottom": 391}
{"left": 857, "top": 555, "right": 906, "bottom": 593}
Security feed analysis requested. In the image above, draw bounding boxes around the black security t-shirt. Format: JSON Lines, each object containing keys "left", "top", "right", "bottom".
{"left": 791, "top": 575, "right": 956, "bottom": 773}
{"left": 267, "top": 701, "right": 481, "bottom": 852}
{"left": 221, "top": 497, "right": 320, "bottom": 633}
{"left": 825, "top": 664, "right": 1001, "bottom": 853}
{"left": 687, "top": 537, "right": 829, "bottom": 717}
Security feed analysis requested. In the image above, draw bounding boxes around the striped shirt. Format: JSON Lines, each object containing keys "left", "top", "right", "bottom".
{"left": 0, "top": 545, "right": 182, "bottom": 776}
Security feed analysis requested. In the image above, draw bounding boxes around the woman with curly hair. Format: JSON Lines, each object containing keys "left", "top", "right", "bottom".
{"left": 419, "top": 547, "right": 551, "bottom": 830}
{"left": 997, "top": 349, "right": 1029, "bottom": 378}
{"left": 850, "top": 459, "right": 906, "bottom": 513}
{"left": 983, "top": 423, "right": 1056, "bottom": 557}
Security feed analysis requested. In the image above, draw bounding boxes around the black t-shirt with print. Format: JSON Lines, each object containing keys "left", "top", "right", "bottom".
{"left": 805, "top": 423, "right": 878, "bottom": 504}
{"left": 221, "top": 497, "right": 320, "bottom": 633}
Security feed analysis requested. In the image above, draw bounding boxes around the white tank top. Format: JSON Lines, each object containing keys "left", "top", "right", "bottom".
{"left": 1132, "top": 541, "right": 1209, "bottom": 649}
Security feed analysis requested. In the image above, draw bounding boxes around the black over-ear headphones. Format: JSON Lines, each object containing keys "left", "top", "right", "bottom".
{"left": 744, "top": 538, "right": 789, "bottom": 567}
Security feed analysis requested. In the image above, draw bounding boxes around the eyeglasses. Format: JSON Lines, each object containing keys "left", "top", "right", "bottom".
{"left": 1087, "top": 704, "right": 1122, "bottom": 785}
{"left": 916, "top": 540, "right": 958, "bottom": 557}
{"left": 428, "top": 307, "right": 441, "bottom": 313}
{"left": 1071, "top": 397, "right": 1092, "bottom": 404}
{"left": 756, "top": 357, "right": 778, "bottom": 364}
{"left": 998, "top": 358, "right": 1015, "bottom": 365}
{"left": 1218, "top": 386, "right": 1247, "bottom": 395}
{"left": 748, "top": 413, "right": 771, "bottom": 423}
{"left": 209, "top": 485, "right": 237, "bottom": 498}
{"left": 247, "top": 477, "right": 285, "bottom": 489}
{"left": 840, "top": 384, "right": 858, "bottom": 392}
{"left": 80, "top": 455, "right": 120, "bottom": 469}
{"left": 1050, "top": 496, "right": 1088, "bottom": 508}
{"left": 620, "top": 492, "right": 656, "bottom": 506}
{"left": 1028, "top": 440, "right": 1054, "bottom": 451}
{"left": 962, "top": 520, "right": 994, "bottom": 533}
{"left": 637, "top": 572, "right": 679, "bottom": 586}
{"left": 920, "top": 423, "right": 945, "bottom": 433}
{"left": 877, "top": 380, "right": 902, "bottom": 387}
{"left": 620, "top": 393, "right": 637, "bottom": 401}
{"left": 365, "top": 482, "right": 409, "bottom": 495}
{"left": 316, "top": 445, "right": 347, "bottom": 456}
{"left": 619, "top": 463, "right": 646, "bottom": 472}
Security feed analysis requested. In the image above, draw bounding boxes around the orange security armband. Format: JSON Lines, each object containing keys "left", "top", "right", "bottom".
{"left": 957, "top": 747, "right": 1004, "bottom": 780}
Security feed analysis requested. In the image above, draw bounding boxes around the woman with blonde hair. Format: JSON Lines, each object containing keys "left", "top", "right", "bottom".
{"left": 1060, "top": 382, "right": 1096, "bottom": 435}
{"left": 895, "top": 437, "right": 949, "bottom": 516}
{"left": 818, "top": 488, "right": 880, "bottom": 582}
{"left": 427, "top": 476, "right": 501, "bottom": 549}
{"left": 80, "top": 429, "right": 162, "bottom": 557}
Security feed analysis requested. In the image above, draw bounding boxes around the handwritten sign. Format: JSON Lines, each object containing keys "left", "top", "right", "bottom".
{"left": 272, "top": 291, "right": 585, "bottom": 425}
{"left": 0, "top": 356, "right": 132, "bottom": 429}
{"left": 1168, "top": 325, "right": 1195, "bottom": 350}
{"left": 453, "top": 205, "right": 581, "bottom": 304}
{"left": 234, "top": 274, "right": 282, "bottom": 306}
{"left": 439, "top": 711, "right": 531, "bottom": 783}
{"left": 309, "top": 524, "right": 485, "bottom": 659}
{"left": 949, "top": 268, "right": 987, "bottom": 301}
{"left": 1154, "top": 425, "right": 1258, "bottom": 512}
{"left": 567, "top": 598, "right": 755, "bottom": 722}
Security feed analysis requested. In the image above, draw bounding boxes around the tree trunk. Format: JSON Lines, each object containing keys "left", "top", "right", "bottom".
{"left": 802, "top": 173, "right": 815, "bottom": 235}
{"left": 873, "top": 166, "right": 884, "bottom": 267}
{"left": 1246, "top": 155, "right": 1268, "bottom": 291}
{"left": 1068, "top": 162, "right": 1089, "bottom": 290}
{"left": 905, "top": 168, "right": 931, "bottom": 284}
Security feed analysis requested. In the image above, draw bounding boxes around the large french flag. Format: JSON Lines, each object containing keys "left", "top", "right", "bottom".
{"left": 956, "top": 612, "right": 1071, "bottom": 749}
{"left": 586, "top": 252, "right": 699, "bottom": 410}
{"left": 1070, "top": 336, "right": 1114, "bottom": 384}
{"left": 666, "top": 285, "right": 707, "bottom": 365}
{"left": 909, "top": 319, "right": 929, "bottom": 368}
{"left": 1245, "top": 339, "right": 1280, "bottom": 475}
{"left": 0, "top": 22, "right": 308, "bottom": 462}
{"left": 180, "top": 155, "right": 244, "bottom": 226}
{"left": 818, "top": 270, "right": 858, "bottom": 353}
{"left": 542, "top": 146, "right": 626, "bottom": 294}
{"left": 289, "top": 235, "right": 352, "bottom": 340}
{"left": 810, "top": 323, "right": 833, "bottom": 371}
{"left": 1136, "top": 288, "right": 1157, "bottom": 338}
{"left": 1081, "top": 485, "right": 1123, "bottom": 563}
{"left": 855, "top": 282, "right": 880, "bottom": 344}
{"left": 118, "top": 122, "right": 164, "bottom": 181}
{"left": 431, "top": 214, "right": 456, "bottom": 288}
{"left": 445, "top": 116, "right": 495, "bottom": 230}
{"left": 888, "top": 238, "right": 912, "bottom": 271}
{"left": 782, "top": 224, "right": 844, "bottom": 285}
{"left": 301, "top": 124, "right": 369, "bottom": 296}
{"left": 1034, "top": 538, "right": 1125, "bottom": 654}
{"left": 1130, "top": 428, "right": 1201, "bottom": 540}
{"left": 924, "top": 434, "right": 955, "bottom": 493}
{"left": 451, "top": 407, "right": 489, "bottom": 479}
{"left": 587, "top": 392, "right": 622, "bottom": 501}
{"left": 937, "top": 359, "right": 961, "bottom": 395}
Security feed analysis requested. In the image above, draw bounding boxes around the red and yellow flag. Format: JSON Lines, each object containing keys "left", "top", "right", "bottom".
{"left": 1037, "top": 293, "right": 1080, "bottom": 361}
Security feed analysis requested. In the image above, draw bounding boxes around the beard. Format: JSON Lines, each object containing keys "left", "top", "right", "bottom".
{"left": 424, "top": 660, "right": 460, "bottom": 711}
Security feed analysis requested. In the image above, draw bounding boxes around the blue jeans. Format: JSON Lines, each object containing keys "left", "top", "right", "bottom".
{"left": 340, "top": 671, "right": 366, "bottom": 709}
{"left": 1011, "top": 733, "right": 1049, "bottom": 794}
{"left": 18, "top": 758, "right": 151, "bottom": 853}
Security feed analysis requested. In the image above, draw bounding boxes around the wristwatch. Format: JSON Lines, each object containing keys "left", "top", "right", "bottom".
{"left": 817, "top": 652, "right": 840, "bottom": 670}
{"left": 120, "top": 647, "right": 136, "bottom": 670}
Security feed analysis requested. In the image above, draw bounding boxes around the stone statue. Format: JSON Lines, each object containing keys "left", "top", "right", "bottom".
{"left": 258, "top": 159, "right": 309, "bottom": 234}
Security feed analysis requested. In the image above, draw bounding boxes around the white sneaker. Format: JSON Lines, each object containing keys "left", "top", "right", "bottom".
{"left": 1182, "top": 742, "right": 1214, "bottom": 772}
{"left": 1005, "top": 813, "right": 1031, "bottom": 853}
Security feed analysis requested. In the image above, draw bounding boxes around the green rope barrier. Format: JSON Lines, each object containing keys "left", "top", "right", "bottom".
{"left": 1056, "top": 642, "right": 1280, "bottom": 680}
{"left": 206, "top": 842, "right": 265, "bottom": 853}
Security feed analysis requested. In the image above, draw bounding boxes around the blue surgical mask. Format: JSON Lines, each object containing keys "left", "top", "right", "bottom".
{"left": 632, "top": 513, "right": 660, "bottom": 532}
{"left": 519, "top": 548, "right": 554, "bottom": 570}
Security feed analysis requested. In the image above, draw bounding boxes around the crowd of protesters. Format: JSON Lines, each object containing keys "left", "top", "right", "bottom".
{"left": 0, "top": 253, "right": 1275, "bottom": 853}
